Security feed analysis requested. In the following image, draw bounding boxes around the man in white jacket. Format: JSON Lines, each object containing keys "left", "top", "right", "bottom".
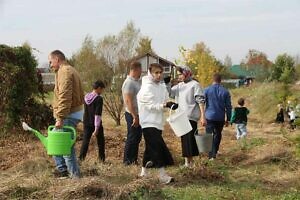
{"left": 137, "top": 63, "right": 177, "bottom": 184}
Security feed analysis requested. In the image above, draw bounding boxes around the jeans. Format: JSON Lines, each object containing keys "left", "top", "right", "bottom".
{"left": 235, "top": 123, "right": 247, "bottom": 139}
{"left": 79, "top": 125, "right": 105, "bottom": 161}
{"left": 123, "top": 112, "right": 142, "bottom": 165}
{"left": 53, "top": 118, "right": 81, "bottom": 178}
{"left": 206, "top": 119, "right": 225, "bottom": 159}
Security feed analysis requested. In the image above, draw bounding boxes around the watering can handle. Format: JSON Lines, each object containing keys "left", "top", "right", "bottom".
{"left": 48, "top": 125, "right": 77, "bottom": 146}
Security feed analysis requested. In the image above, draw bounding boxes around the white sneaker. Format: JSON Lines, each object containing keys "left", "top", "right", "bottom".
{"left": 139, "top": 171, "right": 149, "bottom": 178}
{"left": 159, "top": 174, "right": 174, "bottom": 184}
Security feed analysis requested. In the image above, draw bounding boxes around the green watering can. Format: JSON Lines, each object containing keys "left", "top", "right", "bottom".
{"left": 22, "top": 122, "right": 76, "bottom": 156}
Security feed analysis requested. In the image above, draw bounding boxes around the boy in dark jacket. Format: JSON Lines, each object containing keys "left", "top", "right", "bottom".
{"left": 230, "top": 98, "right": 250, "bottom": 140}
{"left": 79, "top": 80, "right": 105, "bottom": 161}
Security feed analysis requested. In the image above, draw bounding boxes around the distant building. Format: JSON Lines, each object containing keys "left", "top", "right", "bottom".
{"left": 227, "top": 65, "right": 255, "bottom": 87}
{"left": 134, "top": 52, "right": 176, "bottom": 77}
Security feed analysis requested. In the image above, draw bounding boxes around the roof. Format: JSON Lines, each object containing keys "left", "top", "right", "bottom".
{"left": 134, "top": 52, "right": 176, "bottom": 66}
{"left": 229, "top": 65, "right": 254, "bottom": 78}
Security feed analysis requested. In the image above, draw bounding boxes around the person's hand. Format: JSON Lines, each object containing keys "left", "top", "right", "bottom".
{"left": 163, "top": 76, "right": 171, "bottom": 84}
{"left": 166, "top": 102, "right": 178, "bottom": 110}
{"left": 225, "top": 121, "right": 229, "bottom": 127}
{"left": 55, "top": 120, "right": 63, "bottom": 129}
{"left": 200, "top": 117, "right": 207, "bottom": 127}
{"left": 132, "top": 115, "right": 140, "bottom": 127}
{"left": 92, "top": 129, "right": 98, "bottom": 137}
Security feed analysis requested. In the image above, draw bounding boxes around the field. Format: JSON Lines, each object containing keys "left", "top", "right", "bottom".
{"left": 0, "top": 84, "right": 300, "bottom": 200}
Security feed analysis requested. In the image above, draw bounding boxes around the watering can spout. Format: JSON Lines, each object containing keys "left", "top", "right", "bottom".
{"left": 22, "top": 122, "right": 48, "bottom": 149}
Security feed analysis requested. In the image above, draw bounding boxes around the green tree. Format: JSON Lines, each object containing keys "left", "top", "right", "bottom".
{"left": 0, "top": 44, "right": 53, "bottom": 131}
{"left": 135, "top": 36, "right": 154, "bottom": 56}
{"left": 74, "top": 21, "right": 141, "bottom": 125}
{"left": 270, "top": 53, "right": 295, "bottom": 84}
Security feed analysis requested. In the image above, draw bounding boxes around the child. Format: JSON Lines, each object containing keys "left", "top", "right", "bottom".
{"left": 137, "top": 63, "right": 176, "bottom": 184}
{"left": 79, "top": 80, "right": 105, "bottom": 162}
{"left": 288, "top": 108, "right": 296, "bottom": 130}
{"left": 230, "top": 98, "right": 250, "bottom": 140}
{"left": 275, "top": 104, "right": 284, "bottom": 123}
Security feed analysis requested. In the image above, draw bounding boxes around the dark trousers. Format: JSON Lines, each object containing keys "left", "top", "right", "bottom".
{"left": 142, "top": 127, "right": 174, "bottom": 168}
{"left": 79, "top": 125, "right": 105, "bottom": 161}
{"left": 181, "top": 120, "right": 199, "bottom": 157}
{"left": 123, "top": 112, "right": 142, "bottom": 165}
{"left": 206, "top": 120, "right": 225, "bottom": 159}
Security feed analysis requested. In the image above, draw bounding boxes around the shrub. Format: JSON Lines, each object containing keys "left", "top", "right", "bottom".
{"left": 0, "top": 44, "right": 53, "bottom": 132}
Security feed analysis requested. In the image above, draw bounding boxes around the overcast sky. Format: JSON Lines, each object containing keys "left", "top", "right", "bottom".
{"left": 1, "top": 0, "right": 299, "bottom": 66}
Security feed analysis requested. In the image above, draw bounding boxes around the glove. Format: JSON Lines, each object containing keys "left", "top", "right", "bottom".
{"left": 166, "top": 102, "right": 178, "bottom": 110}
{"left": 163, "top": 76, "right": 171, "bottom": 84}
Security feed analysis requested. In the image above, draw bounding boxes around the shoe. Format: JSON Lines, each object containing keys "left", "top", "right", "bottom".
{"left": 139, "top": 171, "right": 149, "bottom": 178}
{"left": 145, "top": 161, "right": 153, "bottom": 168}
{"left": 159, "top": 174, "right": 174, "bottom": 184}
{"left": 53, "top": 169, "right": 69, "bottom": 178}
{"left": 209, "top": 158, "right": 215, "bottom": 161}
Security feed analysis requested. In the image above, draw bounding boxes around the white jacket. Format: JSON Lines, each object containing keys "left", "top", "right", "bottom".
{"left": 137, "top": 75, "right": 169, "bottom": 130}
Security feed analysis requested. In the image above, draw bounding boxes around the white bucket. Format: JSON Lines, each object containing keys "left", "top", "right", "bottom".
{"left": 166, "top": 106, "right": 192, "bottom": 137}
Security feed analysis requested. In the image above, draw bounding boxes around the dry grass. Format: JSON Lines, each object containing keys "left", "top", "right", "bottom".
{"left": 1, "top": 83, "right": 300, "bottom": 199}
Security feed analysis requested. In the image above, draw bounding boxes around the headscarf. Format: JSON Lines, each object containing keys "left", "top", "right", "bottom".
{"left": 178, "top": 66, "right": 193, "bottom": 82}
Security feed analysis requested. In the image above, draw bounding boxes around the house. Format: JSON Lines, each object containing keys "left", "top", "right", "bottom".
{"left": 134, "top": 52, "right": 176, "bottom": 77}
{"left": 227, "top": 65, "right": 255, "bottom": 86}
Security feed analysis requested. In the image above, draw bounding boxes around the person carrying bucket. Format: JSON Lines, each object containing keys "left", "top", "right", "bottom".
{"left": 169, "top": 66, "right": 206, "bottom": 168}
{"left": 137, "top": 63, "right": 177, "bottom": 184}
{"left": 204, "top": 73, "right": 232, "bottom": 160}
{"left": 49, "top": 50, "right": 84, "bottom": 178}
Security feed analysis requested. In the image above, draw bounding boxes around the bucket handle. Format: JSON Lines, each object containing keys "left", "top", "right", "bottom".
{"left": 194, "top": 129, "right": 213, "bottom": 136}
{"left": 168, "top": 104, "right": 178, "bottom": 121}
{"left": 48, "top": 125, "right": 77, "bottom": 146}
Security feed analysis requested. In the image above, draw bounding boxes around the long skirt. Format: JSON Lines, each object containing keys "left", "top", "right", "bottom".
{"left": 142, "top": 127, "right": 174, "bottom": 168}
{"left": 181, "top": 120, "right": 199, "bottom": 157}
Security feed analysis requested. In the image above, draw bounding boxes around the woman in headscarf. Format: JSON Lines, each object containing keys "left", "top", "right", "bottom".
{"left": 170, "top": 66, "right": 206, "bottom": 167}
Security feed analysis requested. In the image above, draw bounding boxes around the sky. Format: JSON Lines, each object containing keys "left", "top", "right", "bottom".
{"left": 1, "top": 0, "right": 300, "bottom": 66}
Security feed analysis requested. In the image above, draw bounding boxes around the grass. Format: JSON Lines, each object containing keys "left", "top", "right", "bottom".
{"left": 1, "top": 83, "right": 300, "bottom": 199}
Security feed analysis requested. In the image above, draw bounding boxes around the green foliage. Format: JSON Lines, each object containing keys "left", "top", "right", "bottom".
{"left": 135, "top": 36, "right": 155, "bottom": 56}
{"left": 73, "top": 22, "right": 142, "bottom": 125}
{"left": 0, "top": 44, "right": 53, "bottom": 131}
{"left": 270, "top": 53, "right": 295, "bottom": 84}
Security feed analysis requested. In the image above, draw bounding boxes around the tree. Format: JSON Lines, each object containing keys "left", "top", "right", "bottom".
{"left": 241, "top": 49, "right": 272, "bottom": 82}
{"left": 270, "top": 53, "right": 295, "bottom": 84}
{"left": 224, "top": 55, "right": 232, "bottom": 67}
{"left": 179, "top": 42, "right": 220, "bottom": 87}
{"left": 135, "top": 36, "right": 154, "bottom": 56}
{"left": 0, "top": 44, "right": 53, "bottom": 131}
{"left": 74, "top": 21, "right": 141, "bottom": 125}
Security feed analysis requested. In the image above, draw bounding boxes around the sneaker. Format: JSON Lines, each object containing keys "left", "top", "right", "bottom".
{"left": 159, "top": 174, "right": 174, "bottom": 184}
{"left": 53, "top": 169, "right": 69, "bottom": 178}
{"left": 139, "top": 171, "right": 149, "bottom": 178}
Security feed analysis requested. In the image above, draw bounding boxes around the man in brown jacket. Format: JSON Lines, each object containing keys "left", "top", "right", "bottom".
{"left": 48, "top": 50, "right": 84, "bottom": 178}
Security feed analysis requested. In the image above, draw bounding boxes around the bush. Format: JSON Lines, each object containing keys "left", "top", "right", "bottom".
{"left": 0, "top": 44, "right": 53, "bottom": 132}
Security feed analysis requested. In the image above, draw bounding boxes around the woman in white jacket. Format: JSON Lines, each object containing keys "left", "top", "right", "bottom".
{"left": 137, "top": 63, "right": 177, "bottom": 184}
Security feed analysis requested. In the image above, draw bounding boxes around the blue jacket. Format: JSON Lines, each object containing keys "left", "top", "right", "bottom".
{"left": 204, "top": 83, "right": 232, "bottom": 121}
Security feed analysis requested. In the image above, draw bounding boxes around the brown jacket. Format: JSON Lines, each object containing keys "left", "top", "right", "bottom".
{"left": 53, "top": 63, "right": 84, "bottom": 121}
